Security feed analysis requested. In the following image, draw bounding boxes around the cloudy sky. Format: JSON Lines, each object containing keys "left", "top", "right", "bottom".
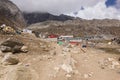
{"left": 10, "top": 0, "right": 120, "bottom": 19}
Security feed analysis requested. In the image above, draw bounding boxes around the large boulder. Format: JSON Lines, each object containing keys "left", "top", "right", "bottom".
{"left": 0, "top": 0, "right": 26, "bottom": 29}
{"left": 0, "top": 39, "right": 25, "bottom": 53}
{"left": 1, "top": 39, "right": 24, "bottom": 48}
{"left": 1, "top": 53, "right": 19, "bottom": 65}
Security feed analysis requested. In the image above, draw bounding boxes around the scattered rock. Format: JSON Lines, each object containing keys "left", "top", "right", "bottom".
{"left": 67, "top": 44, "right": 73, "bottom": 48}
{"left": 50, "top": 51, "right": 56, "bottom": 55}
{"left": 61, "top": 64, "right": 73, "bottom": 73}
{"left": 107, "top": 58, "right": 114, "bottom": 62}
{"left": 21, "top": 46, "right": 28, "bottom": 53}
{"left": 99, "top": 58, "right": 120, "bottom": 70}
{"left": 25, "top": 63, "right": 31, "bottom": 67}
{"left": 110, "top": 61, "right": 120, "bottom": 69}
{"left": 62, "top": 48, "right": 70, "bottom": 52}
{"left": 83, "top": 72, "right": 93, "bottom": 79}
{"left": 88, "top": 72, "right": 94, "bottom": 77}
{"left": 66, "top": 74, "right": 71, "bottom": 78}
{"left": 108, "top": 42, "right": 112, "bottom": 45}
{"left": 54, "top": 67, "right": 60, "bottom": 72}
{"left": 1, "top": 53, "right": 19, "bottom": 65}
{"left": 83, "top": 74, "right": 89, "bottom": 79}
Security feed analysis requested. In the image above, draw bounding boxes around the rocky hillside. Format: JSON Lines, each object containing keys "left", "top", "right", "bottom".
{"left": 23, "top": 12, "right": 74, "bottom": 25}
{"left": 28, "top": 19, "right": 120, "bottom": 37}
{"left": 0, "top": 0, "right": 26, "bottom": 29}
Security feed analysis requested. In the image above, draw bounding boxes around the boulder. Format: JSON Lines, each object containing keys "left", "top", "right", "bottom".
{"left": 1, "top": 53, "right": 19, "bottom": 65}
{"left": 0, "top": 39, "right": 26, "bottom": 53}
{"left": 61, "top": 64, "right": 73, "bottom": 73}
{"left": 1, "top": 39, "right": 24, "bottom": 48}
{"left": 12, "top": 45, "right": 25, "bottom": 53}
{"left": 20, "top": 46, "right": 28, "bottom": 53}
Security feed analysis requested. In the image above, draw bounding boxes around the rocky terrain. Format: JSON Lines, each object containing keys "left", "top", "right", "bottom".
{"left": 0, "top": 0, "right": 120, "bottom": 80}
{"left": 28, "top": 19, "right": 120, "bottom": 37}
{"left": 0, "top": 33, "right": 120, "bottom": 80}
{"left": 0, "top": 0, "right": 26, "bottom": 29}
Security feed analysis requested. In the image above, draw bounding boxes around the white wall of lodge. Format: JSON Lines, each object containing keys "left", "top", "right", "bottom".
{"left": 69, "top": 39, "right": 82, "bottom": 42}
{"left": 23, "top": 29, "right": 32, "bottom": 34}
{"left": 59, "top": 35, "right": 74, "bottom": 38}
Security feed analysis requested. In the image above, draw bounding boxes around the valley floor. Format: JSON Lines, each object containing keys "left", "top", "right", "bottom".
{"left": 0, "top": 34, "right": 120, "bottom": 80}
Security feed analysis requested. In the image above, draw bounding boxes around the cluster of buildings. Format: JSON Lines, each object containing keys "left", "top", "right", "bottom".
{"left": 39, "top": 33, "right": 103, "bottom": 47}
{"left": 21, "top": 28, "right": 105, "bottom": 47}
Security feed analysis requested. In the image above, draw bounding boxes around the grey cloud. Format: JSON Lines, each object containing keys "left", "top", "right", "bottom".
{"left": 10, "top": 0, "right": 104, "bottom": 15}
{"left": 10, "top": 0, "right": 120, "bottom": 19}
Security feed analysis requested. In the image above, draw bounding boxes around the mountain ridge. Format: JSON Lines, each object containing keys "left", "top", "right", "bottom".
{"left": 0, "top": 0, "right": 26, "bottom": 29}
{"left": 23, "top": 12, "right": 75, "bottom": 25}
{"left": 28, "top": 19, "right": 120, "bottom": 37}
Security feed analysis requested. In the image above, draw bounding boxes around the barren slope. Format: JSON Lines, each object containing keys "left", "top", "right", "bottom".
{"left": 0, "top": 34, "right": 120, "bottom": 80}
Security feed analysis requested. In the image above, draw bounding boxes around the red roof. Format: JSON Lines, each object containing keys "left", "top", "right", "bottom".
{"left": 48, "top": 34, "right": 58, "bottom": 38}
